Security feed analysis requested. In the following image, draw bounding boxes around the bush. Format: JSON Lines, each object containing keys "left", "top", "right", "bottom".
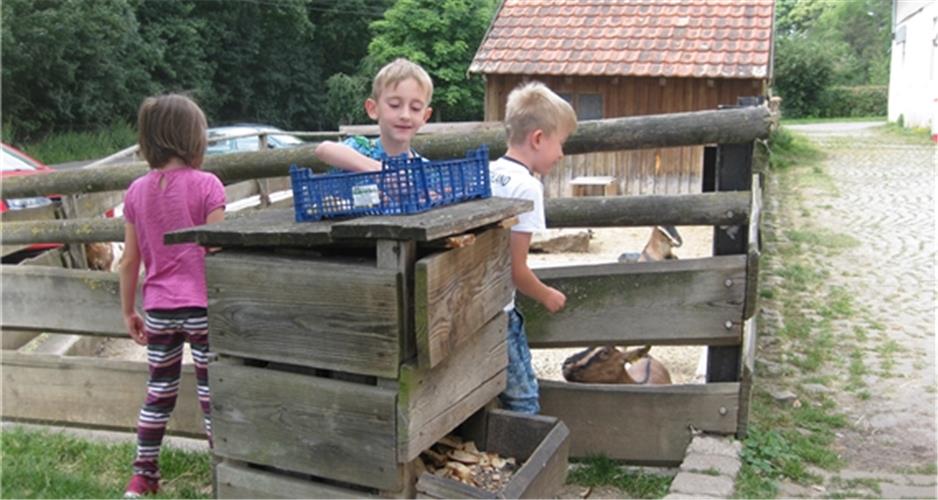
{"left": 817, "top": 85, "right": 887, "bottom": 118}
{"left": 773, "top": 37, "right": 834, "bottom": 118}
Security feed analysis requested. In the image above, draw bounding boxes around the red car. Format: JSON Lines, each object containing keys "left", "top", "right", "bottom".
{"left": 2, "top": 142, "right": 61, "bottom": 256}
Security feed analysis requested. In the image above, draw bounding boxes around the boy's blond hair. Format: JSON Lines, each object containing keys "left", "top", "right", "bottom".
{"left": 371, "top": 58, "right": 433, "bottom": 103}
{"left": 137, "top": 94, "right": 208, "bottom": 169}
{"left": 504, "top": 81, "right": 577, "bottom": 146}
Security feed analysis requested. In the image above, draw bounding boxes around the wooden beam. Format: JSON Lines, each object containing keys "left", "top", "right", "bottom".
{"left": 1, "top": 351, "right": 204, "bottom": 436}
{"left": 545, "top": 192, "right": 749, "bottom": 228}
{"left": 539, "top": 380, "right": 739, "bottom": 464}
{"left": 520, "top": 256, "right": 746, "bottom": 348}
{"left": 2, "top": 217, "right": 125, "bottom": 244}
{"left": 1, "top": 265, "right": 127, "bottom": 337}
{"left": 2, "top": 107, "right": 772, "bottom": 198}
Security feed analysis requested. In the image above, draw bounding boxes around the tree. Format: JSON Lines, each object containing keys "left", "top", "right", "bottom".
{"left": 1, "top": 0, "right": 153, "bottom": 140}
{"left": 193, "top": 0, "right": 323, "bottom": 129}
{"left": 364, "top": 0, "right": 497, "bottom": 122}
{"left": 324, "top": 73, "right": 370, "bottom": 127}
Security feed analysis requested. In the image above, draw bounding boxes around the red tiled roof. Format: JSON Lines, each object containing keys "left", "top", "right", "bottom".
{"left": 469, "top": 0, "right": 774, "bottom": 79}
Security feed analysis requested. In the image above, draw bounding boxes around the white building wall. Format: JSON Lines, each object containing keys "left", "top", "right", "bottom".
{"left": 887, "top": 0, "right": 937, "bottom": 135}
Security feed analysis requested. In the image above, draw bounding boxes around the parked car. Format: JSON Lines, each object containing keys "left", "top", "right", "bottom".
{"left": 206, "top": 124, "right": 305, "bottom": 156}
{"left": 1, "top": 143, "right": 62, "bottom": 257}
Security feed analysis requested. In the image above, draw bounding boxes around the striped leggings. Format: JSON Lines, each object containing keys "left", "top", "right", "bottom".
{"left": 132, "top": 308, "right": 212, "bottom": 480}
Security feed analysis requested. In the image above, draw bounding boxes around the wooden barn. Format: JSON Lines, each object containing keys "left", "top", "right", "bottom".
{"left": 469, "top": 0, "right": 775, "bottom": 197}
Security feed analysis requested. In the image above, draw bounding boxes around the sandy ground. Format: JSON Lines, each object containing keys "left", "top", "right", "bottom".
{"left": 95, "top": 226, "right": 715, "bottom": 384}
{"left": 529, "top": 226, "right": 714, "bottom": 384}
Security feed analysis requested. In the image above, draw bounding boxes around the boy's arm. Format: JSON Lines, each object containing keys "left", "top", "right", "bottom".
{"left": 118, "top": 222, "right": 146, "bottom": 345}
{"left": 314, "top": 141, "right": 382, "bottom": 173}
{"left": 509, "top": 231, "right": 566, "bottom": 313}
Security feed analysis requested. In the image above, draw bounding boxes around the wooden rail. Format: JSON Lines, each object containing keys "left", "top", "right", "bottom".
{"left": 2, "top": 106, "right": 771, "bottom": 198}
{"left": 1, "top": 191, "right": 750, "bottom": 245}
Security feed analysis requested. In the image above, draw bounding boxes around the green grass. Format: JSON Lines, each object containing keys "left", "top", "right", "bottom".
{"left": 780, "top": 116, "right": 886, "bottom": 125}
{"left": 785, "top": 229, "right": 860, "bottom": 252}
{"left": 1, "top": 427, "right": 211, "bottom": 499}
{"left": 766, "top": 127, "right": 825, "bottom": 171}
{"left": 567, "top": 456, "right": 672, "bottom": 498}
{"left": 12, "top": 122, "right": 137, "bottom": 165}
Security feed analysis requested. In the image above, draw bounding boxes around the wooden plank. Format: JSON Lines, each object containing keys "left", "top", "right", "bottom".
{"left": 1, "top": 351, "right": 204, "bottom": 436}
{"left": 545, "top": 192, "right": 749, "bottom": 228}
{"left": 166, "top": 199, "right": 530, "bottom": 247}
{"left": 210, "top": 360, "right": 400, "bottom": 491}
{"left": 378, "top": 240, "right": 418, "bottom": 364}
{"left": 329, "top": 198, "right": 532, "bottom": 242}
{"left": 1, "top": 265, "right": 127, "bottom": 337}
{"left": 415, "top": 227, "right": 512, "bottom": 368}
{"left": 520, "top": 256, "right": 746, "bottom": 348}
{"left": 166, "top": 209, "right": 334, "bottom": 247}
{"left": 215, "top": 460, "right": 379, "bottom": 499}
{"left": 499, "top": 419, "right": 570, "bottom": 499}
{"left": 744, "top": 174, "right": 763, "bottom": 320}
{"left": 206, "top": 251, "right": 401, "bottom": 378}
{"left": 397, "top": 314, "right": 508, "bottom": 462}
{"left": 416, "top": 410, "right": 569, "bottom": 499}
{"left": 539, "top": 380, "right": 739, "bottom": 464}
{"left": 737, "top": 317, "right": 757, "bottom": 438}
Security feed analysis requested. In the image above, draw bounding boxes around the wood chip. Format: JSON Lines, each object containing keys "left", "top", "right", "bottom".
{"left": 448, "top": 449, "right": 481, "bottom": 464}
{"left": 437, "top": 434, "right": 463, "bottom": 449}
{"left": 463, "top": 441, "right": 480, "bottom": 454}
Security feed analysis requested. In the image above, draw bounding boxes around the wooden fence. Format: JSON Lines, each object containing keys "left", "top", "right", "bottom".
{"left": 1, "top": 103, "right": 771, "bottom": 463}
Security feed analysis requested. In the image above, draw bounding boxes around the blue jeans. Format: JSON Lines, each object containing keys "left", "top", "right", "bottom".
{"left": 499, "top": 308, "right": 540, "bottom": 414}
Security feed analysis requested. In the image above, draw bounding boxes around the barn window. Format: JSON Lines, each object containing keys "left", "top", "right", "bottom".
{"left": 557, "top": 93, "right": 604, "bottom": 121}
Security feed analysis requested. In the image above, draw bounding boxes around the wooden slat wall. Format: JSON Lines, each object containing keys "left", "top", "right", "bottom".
{"left": 484, "top": 75, "right": 765, "bottom": 197}
{"left": 1, "top": 351, "right": 205, "bottom": 436}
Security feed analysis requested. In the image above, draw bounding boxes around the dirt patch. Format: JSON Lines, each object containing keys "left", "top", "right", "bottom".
{"left": 529, "top": 226, "right": 714, "bottom": 384}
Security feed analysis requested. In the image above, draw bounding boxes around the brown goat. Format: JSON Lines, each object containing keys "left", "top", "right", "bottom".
{"left": 618, "top": 225, "right": 684, "bottom": 263}
{"left": 84, "top": 242, "right": 114, "bottom": 271}
{"left": 562, "top": 345, "right": 673, "bottom": 385}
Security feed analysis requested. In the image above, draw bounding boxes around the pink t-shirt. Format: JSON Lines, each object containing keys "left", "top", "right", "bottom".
{"left": 123, "top": 167, "right": 225, "bottom": 311}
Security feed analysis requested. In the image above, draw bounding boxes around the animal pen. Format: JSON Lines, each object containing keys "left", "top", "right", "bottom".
{"left": 1, "top": 102, "right": 771, "bottom": 496}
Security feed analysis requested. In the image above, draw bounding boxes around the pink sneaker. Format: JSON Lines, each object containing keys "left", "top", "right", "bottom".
{"left": 124, "top": 474, "right": 159, "bottom": 498}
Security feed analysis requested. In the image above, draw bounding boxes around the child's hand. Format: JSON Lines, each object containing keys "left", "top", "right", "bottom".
{"left": 542, "top": 287, "right": 566, "bottom": 313}
{"left": 124, "top": 312, "right": 146, "bottom": 346}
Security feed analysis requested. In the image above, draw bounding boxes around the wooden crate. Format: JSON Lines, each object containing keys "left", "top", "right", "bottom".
{"left": 166, "top": 201, "right": 530, "bottom": 496}
{"left": 416, "top": 409, "right": 570, "bottom": 499}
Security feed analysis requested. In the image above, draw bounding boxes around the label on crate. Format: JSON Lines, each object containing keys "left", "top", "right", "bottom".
{"left": 352, "top": 184, "right": 381, "bottom": 208}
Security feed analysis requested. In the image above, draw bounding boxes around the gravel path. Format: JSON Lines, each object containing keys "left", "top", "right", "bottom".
{"left": 770, "top": 123, "right": 936, "bottom": 496}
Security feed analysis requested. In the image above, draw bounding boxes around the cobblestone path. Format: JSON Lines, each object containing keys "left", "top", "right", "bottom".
{"left": 776, "top": 122, "right": 936, "bottom": 497}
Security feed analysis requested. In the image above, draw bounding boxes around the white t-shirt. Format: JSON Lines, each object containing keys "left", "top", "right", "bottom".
{"left": 490, "top": 156, "right": 545, "bottom": 310}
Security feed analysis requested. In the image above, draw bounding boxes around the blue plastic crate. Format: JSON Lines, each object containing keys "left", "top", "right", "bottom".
{"left": 291, "top": 145, "right": 491, "bottom": 222}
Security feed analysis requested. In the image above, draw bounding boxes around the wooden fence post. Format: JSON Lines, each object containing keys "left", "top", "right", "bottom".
{"left": 706, "top": 97, "right": 761, "bottom": 383}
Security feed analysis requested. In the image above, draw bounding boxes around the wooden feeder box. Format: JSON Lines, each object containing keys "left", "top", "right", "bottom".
{"left": 168, "top": 199, "right": 570, "bottom": 498}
